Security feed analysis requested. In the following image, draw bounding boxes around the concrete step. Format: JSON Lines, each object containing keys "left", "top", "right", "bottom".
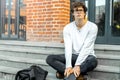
{"left": 95, "top": 65, "right": 120, "bottom": 73}
{"left": 0, "top": 54, "right": 57, "bottom": 73}
{"left": 0, "top": 48, "right": 120, "bottom": 67}
{"left": 0, "top": 50, "right": 48, "bottom": 60}
{"left": 0, "top": 46, "right": 120, "bottom": 57}
{"left": 89, "top": 65, "right": 120, "bottom": 80}
{"left": 0, "top": 65, "right": 56, "bottom": 80}
{"left": 88, "top": 71, "right": 120, "bottom": 80}
{"left": 0, "top": 65, "right": 57, "bottom": 80}
{"left": 0, "top": 40, "right": 120, "bottom": 54}
{"left": 0, "top": 53, "right": 119, "bottom": 79}
{"left": 97, "top": 58, "right": 120, "bottom": 67}
{"left": 0, "top": 46, "right": 62, "bottom": 55}
{"left": 0, "top": 65, "right": 119, "bottom": 80}
{"left": 0, "top": 79, "right": 4, "bottom": 80}
{"left": 0, "top": 54, "right": 46, "bottom": 65}
{"left": 97, "top": 53, "right": 120, "bottom": 67}
{"left": 0, "top": 40, "right": 120, "bottom": 50}
{"left": 0, "top": 40, "right": 63, "bottom": 47}
{"left": 0, "top": 41, "right": 120, "bottom": 54}
{"left": 0, "top": 55, "right": 119, "bottom": 79}
{"left": 95, "top": 44, "right": 120, "bottom": 51}
{"left": 0, "top": 41, "right": 120, "bottom": 64}
{"left": 0, "top": 40, "right": 120, "bottom": 80}
{"left": 0, "top": 65, "right": 62, "bottom": 80}
{"left": 0, "top": 41, "right": 64, "bottom": 52}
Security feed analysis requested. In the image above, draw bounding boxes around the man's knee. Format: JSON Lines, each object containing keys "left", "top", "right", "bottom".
{"left": 90, "top": 58, "right": 98, "bottom": 70}
{"left": 80, "top": 56, "right": 98, "bottom": 74}
{"left": 46, "top": 55, "right": 54, "bottom": 65}
{"left": 86, "top": 57, "right": 98, "bottom": 72}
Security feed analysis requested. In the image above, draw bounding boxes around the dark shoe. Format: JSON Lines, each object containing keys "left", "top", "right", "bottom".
{"left": 56, "top": 72, "right": 64, "bottom": 79}
{"left": 76, "top": 75, "right": 84, "bottom": 80}
{"left": 83, "top": 74, "right": 91, "bottom": 80}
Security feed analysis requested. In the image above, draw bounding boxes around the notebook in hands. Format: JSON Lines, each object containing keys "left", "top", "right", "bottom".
{"left": 64, "top": 74, "right": 76, "bottom": 80}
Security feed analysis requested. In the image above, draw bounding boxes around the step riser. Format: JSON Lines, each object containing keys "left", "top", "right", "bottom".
{"left": 1, "top": 49, "right": 120, "bottom": 55}
{"left": 0, "top": 51, "right": 120, "bottom": 67}
{"left": 0, "top": 73, "right": 59, "bottom": 80}
{"left": 95, "top": 51, "right": 120, "bottom": 55}
{"left": 0, "top": 45, "right": 64, "bottom": 52}
{"left": 1, "top": 45, "right": 120, "bottom": 55}
{"left": 0, "top": 59, "right": 120, "bottom": 79}
{"left": 0, "top": 73, "right": 14, "bottom": 80}
{"left": 0, "top": 60, "right": 56, "bottom": 73}
{"left": 0, "top": 72, "right": 58, "bottom": 80}
{"left": 88, "top": 71, "right": 120, "bottom": 80}
{"left": 0, "top": 41, "right": 120, "bottom": 80}
{"left": 1, "top": 46, "right": 120, "bottom": 55}
{"left": 0, "top": 70, "right": 119, "bottom": 80}
{"left": 0, "top": 51, "right": 64, "bottom": 60}
{"left": 98, "top": 59, "right": 120, "bottom": 67}
{"left": 0, "top": 51, "right": 48, "bottom": 60}
{"left": 1, "top": 50, "right": 120, "bottom": 67}
{"left": 1, "top": 50, "right": 120, "bottom": 59}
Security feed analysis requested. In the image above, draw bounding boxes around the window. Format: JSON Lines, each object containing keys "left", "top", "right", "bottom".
{"left": 112, "top": 0, "right": 120, "bottom": 36}
{"left": 19, "top": 0, "right": 26, "bottom": 39}
{"left": 0, "top": 0, "right": 26, "bottom": 40}
{"left": 95, "top": 0, "right": 106, "bottom": 36}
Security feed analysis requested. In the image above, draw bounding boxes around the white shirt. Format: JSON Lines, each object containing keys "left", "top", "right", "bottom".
{"left": 63, "top": 21, "right": 98, "bottom": 68}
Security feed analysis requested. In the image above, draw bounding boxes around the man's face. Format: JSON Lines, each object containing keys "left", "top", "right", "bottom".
{"left": 73, "top": 7, "right": 85, "bottom": 20}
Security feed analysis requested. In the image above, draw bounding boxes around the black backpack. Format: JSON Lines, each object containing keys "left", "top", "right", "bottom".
{"left": 15, "top": 65, "right": 48, "bottom": 80}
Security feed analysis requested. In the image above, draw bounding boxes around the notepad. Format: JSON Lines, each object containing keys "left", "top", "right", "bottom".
{"left": 64, "top": 74, "right": 76, "bottom": 80}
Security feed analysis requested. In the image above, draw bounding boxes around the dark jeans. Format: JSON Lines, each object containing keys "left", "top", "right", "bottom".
{"left": 46, "top": 54, "right": 98, "bottom": 75}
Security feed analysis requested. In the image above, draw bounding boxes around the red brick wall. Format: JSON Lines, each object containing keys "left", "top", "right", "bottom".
{"left": 26, "top": 0, "right": 70, "bottom": 43}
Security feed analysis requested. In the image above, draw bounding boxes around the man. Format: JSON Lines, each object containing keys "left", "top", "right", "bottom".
{"left": 46, "top": 2, "right": 98, "bottom": 79}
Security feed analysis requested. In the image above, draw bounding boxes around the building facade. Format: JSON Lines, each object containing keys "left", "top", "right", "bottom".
{"left": 0, "top": 0, "right": 120, "bottom": 44}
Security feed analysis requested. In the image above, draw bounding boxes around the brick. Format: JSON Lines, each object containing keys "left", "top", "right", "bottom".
{"left": 26, "top": 0, "right": 70, "bottom": 42}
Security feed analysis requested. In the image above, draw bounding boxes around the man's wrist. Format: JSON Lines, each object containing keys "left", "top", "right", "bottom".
{"left": 75, "top": 65, "right": 80, "bottom": 67}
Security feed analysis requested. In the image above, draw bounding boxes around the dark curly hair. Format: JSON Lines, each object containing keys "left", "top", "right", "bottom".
{"left": 71, "top": 2, "right": 87, "bottom": 13}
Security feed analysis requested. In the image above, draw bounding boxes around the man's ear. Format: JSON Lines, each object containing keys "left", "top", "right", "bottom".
{"left": 84, "top": 13, "right": 86, "bottom": 19}
{"left": 72, "top": 13, "right": 74, "bottom": 16}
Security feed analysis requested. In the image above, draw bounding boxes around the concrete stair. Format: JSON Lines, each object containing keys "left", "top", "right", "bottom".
{"left": 0, "top": 40, "right": 119, "bottom": 80}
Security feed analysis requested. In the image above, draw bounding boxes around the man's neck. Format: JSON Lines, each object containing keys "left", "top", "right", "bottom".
{"left": 75, "top": 18, "right": 87, "bottom": 29}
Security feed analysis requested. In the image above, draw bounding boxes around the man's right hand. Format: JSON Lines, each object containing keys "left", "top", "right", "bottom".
{"left": 64, "top": 67, "right": 73, "bottom": 77}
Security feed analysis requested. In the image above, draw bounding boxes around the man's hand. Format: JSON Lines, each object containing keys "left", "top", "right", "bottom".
{"left": 73, "top": 65, "right": 80, "bottom": 77}
{"left": 64, "top": 67, "right": 73, "bottom": 77}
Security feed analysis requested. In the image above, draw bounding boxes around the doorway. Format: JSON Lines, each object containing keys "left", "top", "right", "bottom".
{"left": 95, "top": 0, "right": 120, "bottom": 44}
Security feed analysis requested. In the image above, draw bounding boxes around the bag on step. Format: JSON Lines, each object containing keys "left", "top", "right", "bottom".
{"left": 15, "top": 65, "right": 48, "bottom": 80}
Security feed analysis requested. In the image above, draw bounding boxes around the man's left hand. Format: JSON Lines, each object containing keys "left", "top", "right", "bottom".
{"left": 73, "top": 65, "right": 80, "bottom": 77}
